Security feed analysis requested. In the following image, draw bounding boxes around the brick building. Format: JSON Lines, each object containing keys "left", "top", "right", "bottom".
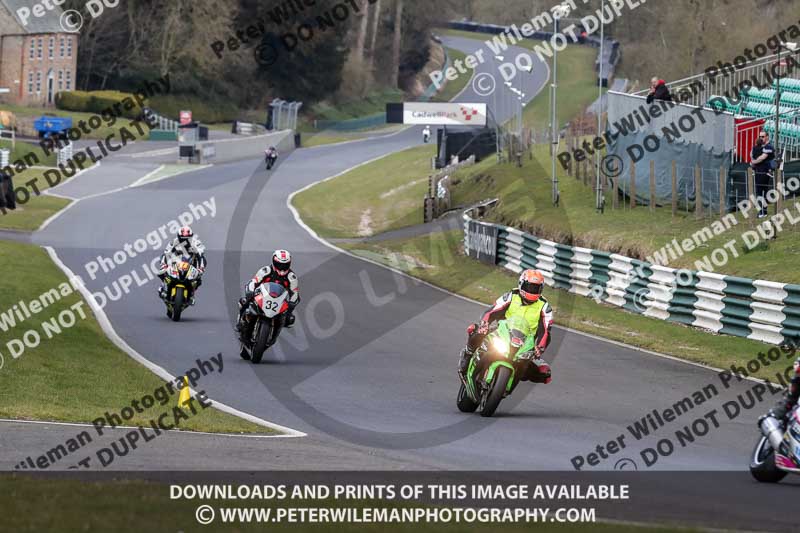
{"left": 0, "top": 0, "right": 78, "bottom": 106}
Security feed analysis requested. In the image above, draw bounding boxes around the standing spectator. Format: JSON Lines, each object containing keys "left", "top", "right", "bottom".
{"left": 0, "top": 170, "right": 14, "bottom": 211}
{"left": 751, "top": 130, "right": 776, "bottom": 218}
{"left": 423, "top": 125, "right": 431, "bottom": 143}
{"left": 646, "top": 77, "right": 673, "bottom": 104}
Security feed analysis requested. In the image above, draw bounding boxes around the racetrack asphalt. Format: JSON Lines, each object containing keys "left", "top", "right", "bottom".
{"left": 2, "top": 36, "right": 795, "bottom": 531}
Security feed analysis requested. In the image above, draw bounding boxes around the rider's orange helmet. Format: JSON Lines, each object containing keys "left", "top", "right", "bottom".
{"left": 518, "top": 269, "right": 545, "bottom": 303}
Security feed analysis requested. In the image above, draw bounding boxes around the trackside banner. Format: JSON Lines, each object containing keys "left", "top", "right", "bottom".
{"left": 387, "top": 103, "right": 488, "bottom": 126}
{"left": 465, "top": 220, "right": 498, "bottom": 265}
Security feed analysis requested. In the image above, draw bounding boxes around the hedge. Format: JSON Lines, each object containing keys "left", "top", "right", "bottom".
{"left": 55, "top": 90, "right": 146, "bottom": 119}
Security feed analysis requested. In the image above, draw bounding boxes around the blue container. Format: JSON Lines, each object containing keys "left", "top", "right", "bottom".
{"left": 34, "top": 116, "right": 72, "bottom": 137}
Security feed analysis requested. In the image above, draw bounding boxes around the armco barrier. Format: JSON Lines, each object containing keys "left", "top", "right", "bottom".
{"left": 463, "top": 204, "right": 800, "bottom": 346}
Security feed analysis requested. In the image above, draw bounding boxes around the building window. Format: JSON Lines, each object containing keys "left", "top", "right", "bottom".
{"left": 28, "top": 72, "right": 33, "bottom": 94}
{"left": 37, "top": 37, "right": 42, "bottom": 60}
{"left": 29, "top": 39, "right": 35, "bottom": 60}
{"left": 59, "top": 37, "right": 64, "bottom": 57}
{"left": 65, "top": 70, "right": 71, "bottom": 90}
{"left": 67, "top": 37, "right": 72, "bottom": 58}
{"left": 58, "top": 70, "right": 63, "bottom": 91}
{"left": 36, "top": 71, "right": 41, "bottom": 93}
{"left": 48, "top": 37, "right": 54, "bottom": 59}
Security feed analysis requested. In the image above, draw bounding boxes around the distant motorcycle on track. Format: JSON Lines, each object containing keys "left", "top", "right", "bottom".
{"left": 265, "top": 147, "right": 278, "bottom": 170}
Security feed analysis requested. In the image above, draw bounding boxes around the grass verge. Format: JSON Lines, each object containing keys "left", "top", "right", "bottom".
{"left": 0, "top": 167, "right": 72, "bottom": 231}
{"left": 293, "top": 145, "right": 436, "bottom": 238}
{"left": 0, "top": 240, "right": 271, "bottom": 434}
{"left": 341, "top": 230, "right": 774, "bottom": 379}
{"left": 431, "top": 47, "right": 472, "bottom": 103}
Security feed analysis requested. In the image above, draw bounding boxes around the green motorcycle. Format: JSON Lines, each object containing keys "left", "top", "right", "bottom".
{"left": 457, "top": 316, "right": 537, "bottom": 417}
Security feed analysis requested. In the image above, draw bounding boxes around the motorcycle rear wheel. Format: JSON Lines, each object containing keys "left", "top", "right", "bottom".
{"left": 750, "top": 435, "right": 788, "bottom": 483}
{"left": 251, "top": 320, "right": 272, "bottom": 364}
{"left": 480, "top": 367, "right": 511, "bottom": 417}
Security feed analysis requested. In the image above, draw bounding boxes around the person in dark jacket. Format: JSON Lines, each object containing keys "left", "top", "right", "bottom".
{"left": 751, "top": 130, "right": 776, "bottom": 218}
{"left": 0, "top": 171, "right": 14, "bottom": 211}
{"left": 646, "top": 77, "right": 673, "bottom": 104}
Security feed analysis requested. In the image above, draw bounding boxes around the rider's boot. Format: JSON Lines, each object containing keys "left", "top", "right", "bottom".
{"left": 458, "top": 347, "right": 474, "bottom": 379}
{"left": 529, "top": 357, "right": 552, "bottom": 384}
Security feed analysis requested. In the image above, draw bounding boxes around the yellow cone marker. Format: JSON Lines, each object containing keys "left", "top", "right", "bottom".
{"left": 178, "top": 376, "right": 191, "bottom": 409}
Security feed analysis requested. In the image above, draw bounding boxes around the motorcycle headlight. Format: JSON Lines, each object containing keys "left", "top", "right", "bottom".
{"left": 491, "top": 337, "right": 509, "bottom": 355}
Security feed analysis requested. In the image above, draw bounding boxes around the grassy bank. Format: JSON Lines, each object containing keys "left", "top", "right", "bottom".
{"left": 448, "top": 144, "right": 800, "bottom": 284}
{"left": 293, "top": 145, "right": 436, "bottom": 238}
{"left": 0, "top": 167, "right": 73, "bottom": 231}
{"left": 431, "top": 47, "right": 472, "bottom": 103}
{"left": 0, "top": 240, "right": 270, "bottom": 434}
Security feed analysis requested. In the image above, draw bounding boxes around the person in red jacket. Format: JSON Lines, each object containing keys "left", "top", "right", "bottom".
{"left": 646, "top": 77, "right": 673, "bottom": 104}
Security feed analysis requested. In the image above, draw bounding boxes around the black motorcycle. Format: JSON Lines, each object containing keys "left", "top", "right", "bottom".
{"left": 160, "top": 256, "right": 201, "bottom": 322}
{"left": 265, "top": 151, "right": 278, "bottom": 170}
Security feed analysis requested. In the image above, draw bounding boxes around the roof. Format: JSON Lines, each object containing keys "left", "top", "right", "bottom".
{"left": 0, "top": 0, "right": 68, "bottom": 34}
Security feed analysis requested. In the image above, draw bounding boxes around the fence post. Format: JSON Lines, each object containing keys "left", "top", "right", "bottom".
{"left": 747, "top": 167, "right": 755, "bottom": 228}
{"left": 630, "top": 160, "right": 636, "bottom": 209}
{"left": 649, "top": 160, "right": 656, "bottom": 212}
{"left": 583, "top": 159, "right": 589, "bottom": 186}
{"left": 719, "top": 166, "right": 726, "bottom": 217}
{"left": 671, "top": 160, "right": 677, "bottom": 217}
{"left": 776, "top": 167, "right": 783, "bottom": 214}
{"left": 694, "top": 165, "right": 703, "bottom": 220}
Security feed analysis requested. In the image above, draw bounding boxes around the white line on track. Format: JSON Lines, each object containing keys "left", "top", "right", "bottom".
{"left": 0, "top": 418, "right": 299, "bottom": 439}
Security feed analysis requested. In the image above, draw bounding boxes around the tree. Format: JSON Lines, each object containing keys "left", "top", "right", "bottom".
{"left": 390, "top": 0, "right": 404, "bottom": 88}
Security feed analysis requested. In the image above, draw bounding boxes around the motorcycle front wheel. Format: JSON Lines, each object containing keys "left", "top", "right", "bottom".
{"left": 749, "top": 435, "right": 787, "bottom": 483}
{"left": 251, "top": 320, "right": 272, "bottom": 364}
{"left": 480, "top": 367, "right": 511, "bottom": 417}
{"left": 171, "top": 289, "right": 185, "bottom": 322}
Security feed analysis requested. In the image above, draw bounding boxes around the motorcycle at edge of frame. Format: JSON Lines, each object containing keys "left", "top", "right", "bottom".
{"left": 750, "top": 406, "right": 800, "bottom": 483}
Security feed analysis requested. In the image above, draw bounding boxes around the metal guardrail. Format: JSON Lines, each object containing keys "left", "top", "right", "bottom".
{"left": 631, "top": 50, "right": 800, "bottom": 110}
{"left": 463, "top": 204, "right": 800, "bottom": 346}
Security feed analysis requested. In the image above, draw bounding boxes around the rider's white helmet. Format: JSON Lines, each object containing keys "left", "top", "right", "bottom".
{"left": 272, "top": 249, "right": 291, "bottom": 276}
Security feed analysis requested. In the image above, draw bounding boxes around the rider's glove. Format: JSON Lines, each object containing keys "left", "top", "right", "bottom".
{"left": 477, "top": 321, "right": 489, "bottom": 335}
